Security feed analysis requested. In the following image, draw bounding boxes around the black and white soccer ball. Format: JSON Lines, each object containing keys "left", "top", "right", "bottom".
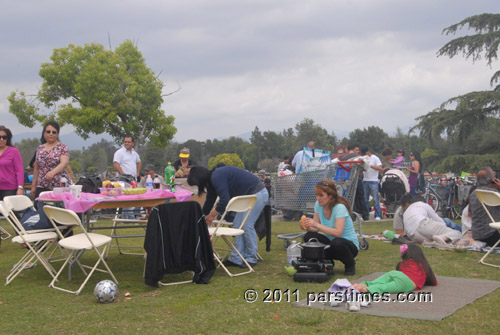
{"left": 94, "top": 280, "right": 118, "bottom": 303}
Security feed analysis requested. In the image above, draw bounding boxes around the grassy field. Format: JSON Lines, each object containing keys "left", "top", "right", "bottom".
{"left": 1, "top": 217, "right": 500, "bottom": 335}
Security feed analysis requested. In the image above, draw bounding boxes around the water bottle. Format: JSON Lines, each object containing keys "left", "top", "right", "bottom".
{"left": 145, "top": 175, "right": 154, "bottom": 193}
{"left": 382, "top": 230, "right": 396, "bottom": 239}
{"left": 164, "top": 162, "right": 175, "bottom": 191}
{"left": 287, "top": 241, "right": 301, "bottom": 266}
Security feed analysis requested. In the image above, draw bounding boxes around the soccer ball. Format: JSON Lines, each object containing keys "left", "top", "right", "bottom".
{"left": 94, "top": 280, "right": 118, "bottom": 303}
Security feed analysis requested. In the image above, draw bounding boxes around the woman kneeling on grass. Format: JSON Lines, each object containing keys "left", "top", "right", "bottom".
{"left": 352, "top": 244, "right": 437, "bottom": 294}
{"left": 301, "top": 179, "right": 359, "bottom": 275}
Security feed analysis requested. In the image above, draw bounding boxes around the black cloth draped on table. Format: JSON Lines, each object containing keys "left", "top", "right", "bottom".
{"left": 144, "top": 201, "right": 216, "bottom": 287}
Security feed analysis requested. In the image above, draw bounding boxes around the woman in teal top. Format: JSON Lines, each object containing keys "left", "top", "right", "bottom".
{"left": 302, "top": 180, "right": 359, "bottom": 275}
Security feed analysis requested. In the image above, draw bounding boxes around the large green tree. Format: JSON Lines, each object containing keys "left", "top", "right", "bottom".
{"left": 414, "top": 13, "right": 500, "bottom": 172}
{"left": 294, "top": 118, "right": 337, "bottom": 153}
{"left": 347, "top": 126, "right": 390, "bottom": 154}
{"left": 8, "top": 40, "right": 176, "bottom": 148}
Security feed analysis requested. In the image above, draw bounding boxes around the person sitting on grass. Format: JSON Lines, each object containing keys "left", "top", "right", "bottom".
{"left": 352, "top": 244, "right": 437, "bottom": 294}
{"left": 301, "top": 179, "right": 359, "bottom": 275}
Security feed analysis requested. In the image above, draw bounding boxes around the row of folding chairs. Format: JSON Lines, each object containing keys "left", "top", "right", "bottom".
{"left": 0, "top": 195, "right": 117, "bottom": 295}
{"left": 0, "top": 194, "right": 263, "bottom": 291}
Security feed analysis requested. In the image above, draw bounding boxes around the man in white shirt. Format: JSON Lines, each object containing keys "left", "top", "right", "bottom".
{"left": 401, "top": 194, "right": 463, "bottom": 244}
{"left": 361, "top": 147, "right": 383, "bottom": 220}
{"left": 113, "top": 136, "right": 142, "bottom": 181}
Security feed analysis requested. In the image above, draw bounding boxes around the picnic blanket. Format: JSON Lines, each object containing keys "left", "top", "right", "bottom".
{"left": 39, "top": 189, "right": 193, "bottom": 213}
{"left": 293, "top": 272, "right": 500, "bottom": 321}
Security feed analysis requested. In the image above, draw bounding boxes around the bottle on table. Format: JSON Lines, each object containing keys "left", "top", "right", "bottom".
{"left": 146, "top": 175, "right": 153, "bottom": 193}
{"left": 153, "top": 176, "right": 160, "bottom": 189}
{"left": 164, "top": 162, "right": 175, "bottom": 191}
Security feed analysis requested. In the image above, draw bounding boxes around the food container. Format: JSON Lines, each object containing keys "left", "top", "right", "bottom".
{"left": 100, "top": 187, "right": 123, "bottom": 197}
{"left": 123, "top": 188, "right": 147, "bottom": 195}
{"left": 297, "top": 238, "right": 330, "bottom": 261}
{"left": 53, "top": 187, "right": 70, "bottom": 195}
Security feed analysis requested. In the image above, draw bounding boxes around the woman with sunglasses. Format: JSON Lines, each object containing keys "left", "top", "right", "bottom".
{"left": 405, "top": 151, "right": 422, "bottom": 195}
{"left": 0, "top": 126, "right": 25, "bottom": 200}
{"left": 31, "top": 121, "right": 70, "bottom": 199}
{"left": 302, "top": 180, "right": 359, "bottom": 275}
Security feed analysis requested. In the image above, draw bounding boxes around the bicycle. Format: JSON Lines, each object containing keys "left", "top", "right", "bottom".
{"left": 421, "top": 171, "right": 461, "bottom": 219}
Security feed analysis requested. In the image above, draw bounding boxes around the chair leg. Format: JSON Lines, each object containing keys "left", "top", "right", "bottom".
{"left": 219, "top": 236, "right": 255, "bottom": 277}
{"left": 479, "top": 237, "right": 500, "bottom": 268}
{"left": 49, "top": 244, "right": 118, "bottom": 295}
{"left": 6, "top": 240, "right": 58, "bottom": 286}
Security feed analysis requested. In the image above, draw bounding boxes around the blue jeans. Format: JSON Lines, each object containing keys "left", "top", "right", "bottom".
{"left": 442, "top": 218, "right": 462, "bottom": 232}
{"left": 363, "top": 181, "right": 380, "bottom": 219}
{"left": 228, "top": 188, "right": 269, "bottom": 265}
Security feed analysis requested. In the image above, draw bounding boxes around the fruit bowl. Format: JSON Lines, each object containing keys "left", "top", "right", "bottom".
{"left": 123, "top": 188, "right": 147, "bottom": 195}
{"left": 100, "top": 187, "right": 123, "bottom": 197}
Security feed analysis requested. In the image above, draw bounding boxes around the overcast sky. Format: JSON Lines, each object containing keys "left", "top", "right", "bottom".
{"left": 0, "top": 0, "right": 498, "bottom": 143}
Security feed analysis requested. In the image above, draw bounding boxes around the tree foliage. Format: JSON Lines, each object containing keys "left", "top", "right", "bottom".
{"left": 413, "top": 13, "right": 500, "bottom": 172}
{"left": 347, "top": 126, "right": 390, "bottom": 153}
{"left": 8, "top": 40, "right": 176, "bottom": 148}
{"left": 208, "top": 153, "right": 245, "bottom": 170}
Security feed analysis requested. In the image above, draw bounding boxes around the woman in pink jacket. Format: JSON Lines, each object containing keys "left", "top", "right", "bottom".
{"left": 0, "top": 126, "right": 25, "bottom": 200}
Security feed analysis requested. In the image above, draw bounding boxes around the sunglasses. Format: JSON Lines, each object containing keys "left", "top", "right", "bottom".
{"left": 317, "top": 181, "right": 336, "bottom": 190}
{"left": 45, "top": 130, "right": 58, "bottom": 134}
{"left": 0, "top": 135, "right": 8, "bottom": 140}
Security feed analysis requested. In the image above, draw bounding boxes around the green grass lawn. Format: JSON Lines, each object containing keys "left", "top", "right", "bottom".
{"left": 1, "top": 218, "right": 500, "bottom": 335}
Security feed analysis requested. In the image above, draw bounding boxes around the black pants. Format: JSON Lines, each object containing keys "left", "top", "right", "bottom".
{"left": 353, "top": 179, "right": 369, "bottom": 220}
{"left": 0, "top": 189, "right": 17, "bottom": 201}
{"left": 479, "top": 231, "right": 500, "bottom": 247}
{"left": 304, "top": 232, "right": 358, "bottom": 266}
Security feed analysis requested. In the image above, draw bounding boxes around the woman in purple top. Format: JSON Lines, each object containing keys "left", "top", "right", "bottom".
{"left": 405, "top": 151, "right": 422, "bottom": 195}
{"left": 31, "top": 121, "right": 70, "bottom": 199}
{"left": 0, "top": 126, "right": 25, "bottom": 200}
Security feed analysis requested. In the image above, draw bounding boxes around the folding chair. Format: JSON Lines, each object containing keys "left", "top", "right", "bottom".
{"left": 4, "top": 195, "right": 58, "bottom": 234}
{"left": 475, "top": 189, "right": 500, "bottom": 268}
{"left": 212, "top": 197, "right": 265, "bottom": 261}
{"left": 43, "top": 205, "right": 118, "bottom": 295}
{"left": 209, "top": 195, "right": 257, "bottom": 277}
{"left": 0, "top": 201, "right": 59, "bottom": 286}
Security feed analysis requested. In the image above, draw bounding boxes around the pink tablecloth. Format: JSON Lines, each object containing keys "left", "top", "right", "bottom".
{"left": 40, "top": 188, "right": 193, "bottom": 213}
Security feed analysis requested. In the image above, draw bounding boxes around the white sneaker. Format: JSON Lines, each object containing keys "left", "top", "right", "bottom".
{"left": 346, "top": 301, "right": 361, "bottom": 312}
{"left": 375, "top": 217, "right": 381, "bottom": 221}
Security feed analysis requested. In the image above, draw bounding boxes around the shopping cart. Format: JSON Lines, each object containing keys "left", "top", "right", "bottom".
{"left": 273, "top": 161, "right": 369, "bottom": 250}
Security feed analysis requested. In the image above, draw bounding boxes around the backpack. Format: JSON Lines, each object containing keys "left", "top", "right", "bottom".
{"left": 76, "top": 175, "right": 102, "bottom": 194}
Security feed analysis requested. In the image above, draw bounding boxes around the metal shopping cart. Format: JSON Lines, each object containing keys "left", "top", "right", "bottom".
{"left": 273, "top": 161, "right": 369, "bottom": 250}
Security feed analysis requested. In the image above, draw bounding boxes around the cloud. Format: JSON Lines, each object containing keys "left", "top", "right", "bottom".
{"left": 0, "top": 0, "right": 498, "bottom": 143}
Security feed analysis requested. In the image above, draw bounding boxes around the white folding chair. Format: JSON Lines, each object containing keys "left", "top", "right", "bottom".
{"left": 4, "top": 195, "right": 57, "bottom": 234}
{"left": 209, "top": 195, "right": 257, "bottom": 277}
{"left": 475, "top": 189, "right": 500, "bottom": 268}
{"left": 212, "top": 196, "right": 265, "bottom": 261}
{"left": 0, "top": 201, "right": 59, "bottom": 286}
{"left": 43, "top": 205, "right": 118, "bottom": 295}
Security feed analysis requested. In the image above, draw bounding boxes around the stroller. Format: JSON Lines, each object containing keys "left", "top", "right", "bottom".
{"left": 380, "top": 169, "right": 410, "bottom": 217}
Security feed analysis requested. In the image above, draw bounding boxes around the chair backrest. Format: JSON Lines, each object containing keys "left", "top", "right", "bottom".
{"left": 4, "top": 195, "right": 35, "bottom": 212}
{"left": 0, "top": 200, "right": 26, "bottom": 236}
{"left": 43, "top": 205, "right": 82, "bottom": 240}
{"left": 215, "top": 195, "right": 258, "bottom": 232}
{"left": 475, "top": 189, "right": 500, "bottom": 224}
